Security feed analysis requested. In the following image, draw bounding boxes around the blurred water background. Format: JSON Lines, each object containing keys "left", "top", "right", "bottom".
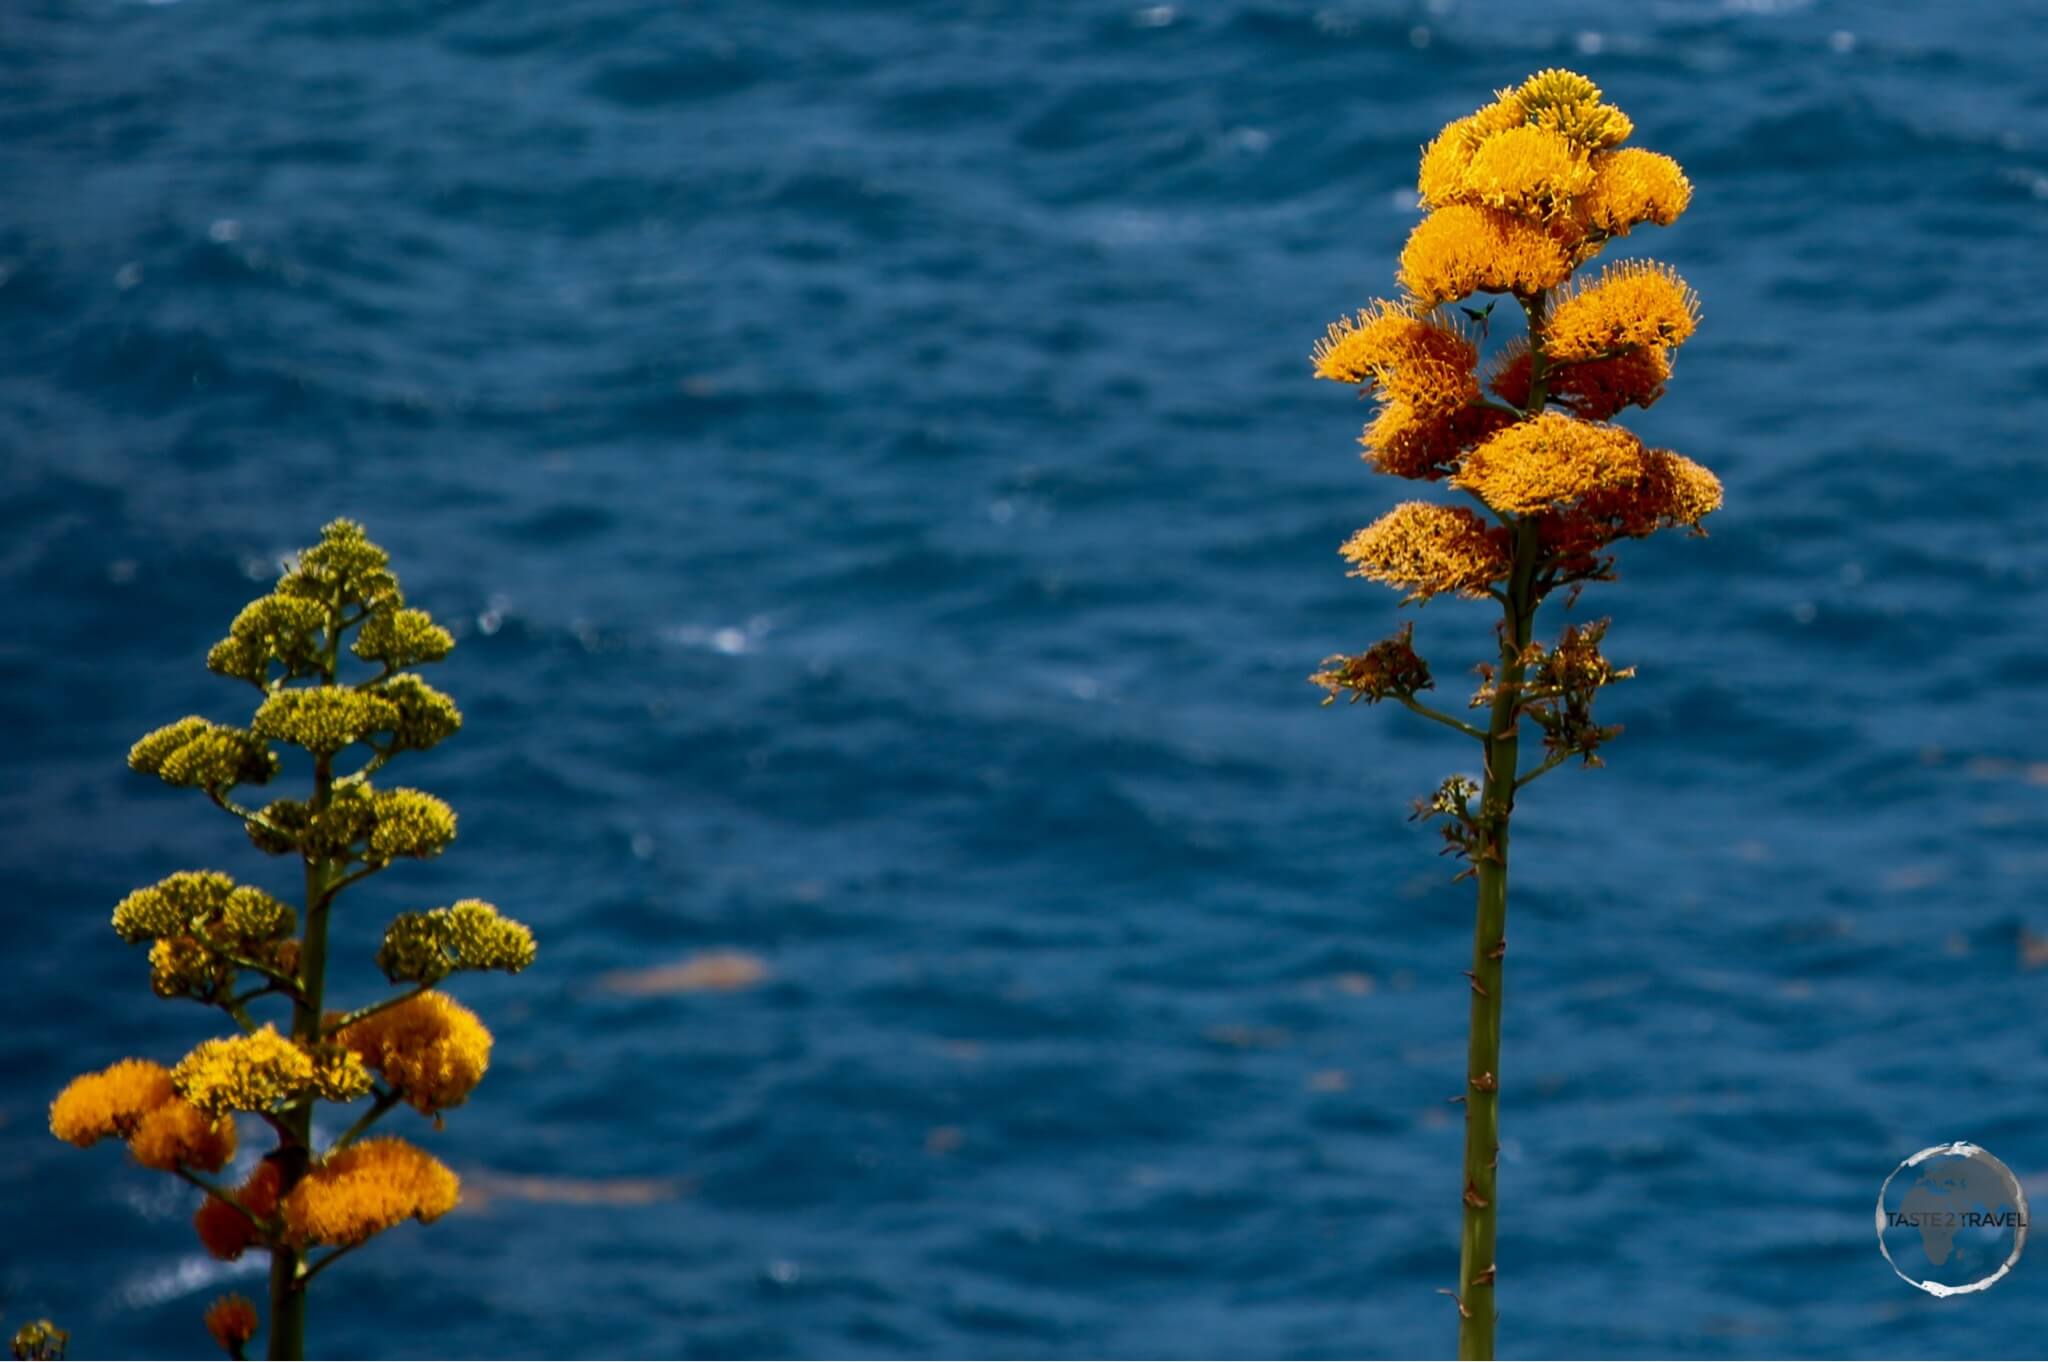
{"left": 5, "top": 0, "right": 2047, "bottom": 1356}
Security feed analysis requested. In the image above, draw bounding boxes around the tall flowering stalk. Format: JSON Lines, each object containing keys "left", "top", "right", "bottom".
{"left": 1309, "top": 72, "right": 1718, "bottom": 1360}
{"left": 48, "top": 521, "right": 536, "bottom": 1360}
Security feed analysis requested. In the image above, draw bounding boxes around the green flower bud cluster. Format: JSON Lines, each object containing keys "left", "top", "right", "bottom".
{"left": 354, "top": 607, "right": 454, "bottom": 670}
{"left": 112, "top": 871, "right": 298, "bottom": 1002}
{"left": 378, "top": 900, "right": 537, "bottom": 984}
{"left": 253, "top": 688, "right": 402, "bottom": 756}
{"left": 277, "top": 519, "right": 402, "bottom": 616}
{"left": 365, "top": 787, "right": 459, "bottom": 860}
{"left": 247, "top": 785, "right": 457, "bottom": 863}
{"left": 129, "top": 717, "right": 277, "bottom": 790}
{"left": 207, "top": 594, "right": 329, "bottom": 688}
{"left": 363, "top": 674, "right": 462, "bottom": 752}
{"left": 111, "top": 871, "right": 294, "bottom": 944}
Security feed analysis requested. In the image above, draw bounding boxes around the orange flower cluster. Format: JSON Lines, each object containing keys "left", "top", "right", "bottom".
{"left": 1488, "top": 342, "right": 1671, "bottom": 422}
{"left": 332, "top": 990, "right": 493, "bottom": 1114}
{"left": 1544, "top": 260, "right": 1699, "bottom": 363}
{"left": 1452, "top": 412, "right": 1647, "bottom": 514}
{"left": 203, "top": 1295, "right": 260, "bottom": 1355}
{"left": 49, "top": 1059, "right": 235, "bottom": 1173}
{"left": 1312, "top": 302, "right": 1478, "bottom": 415}
{"left": 1340, "top": 503, "right": 1510, "bottom": 602}
{"left": 1578, "top": 148, "right": 1692, "bottom": 237}
{"left": 280, "top": 1137, "right": 460, "bottom": 1248}
{"left": 1312, "top": 70, "right": 1716, "bottom": 577}
{"left": 1316, "top": 71, "right": 1704, "bottom": 509}
{"left": 1408, "top": 69, "right": 1690, "bottom": 295}
{"left": 1398, "top": 205, "right": 1574, "bottom": 306}
{"left": 1539, "top": 448, "right": 1725, "bottom": 572}
{"left": 194, "top": 1160, "right": 283, "bottom": 1261}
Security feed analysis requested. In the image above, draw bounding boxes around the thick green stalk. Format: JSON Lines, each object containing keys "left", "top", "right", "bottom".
{"left": 269, "top": 605, "right": 342, "bottom": 1362}
{"left": 1455, "top": 295, "right": 1549, "bottom": 1360}
{"left": 1456, "top": 520, "right": 1535, "bottom": 1359}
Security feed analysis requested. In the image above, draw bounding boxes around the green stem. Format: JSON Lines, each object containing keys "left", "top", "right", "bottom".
{"left": 1398, "top": 695, "right": 1489, "bottom": 743}
{"left": 297, "top": 1237, "right": 370, "bottom": 1288}
{"left": 171, "top": 1167, "right": 266, "bottom": 1231}
{"left": 1454, "top": 292, "right": 1550, "bottom": 1361}
{"left": 328, "top": 1087, "right": 403, "bottom": 1153}
{"left": 269, "top": 596, "right": 343, "bottom": 1362}
{"left": 325, "top": 984, "right": 428, "bottom": 1040}
{"left": 1515, "top": 748, "right": 1573, "bottom": 791}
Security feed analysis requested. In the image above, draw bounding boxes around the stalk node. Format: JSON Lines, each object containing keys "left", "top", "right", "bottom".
{"left": 1469, "top": 1071, "right": 1498, "bottom": 1092}
{"left": 1462, "top": 970, "right": 1489, "bottom": 996}
{"left": 1471, "top": 1264, "right": 1497, "bottom": 1287}
{"left": 1437, "top": 1288, "right": 1472, "bottom": 1320}
{"left": 1463, "top": 1179, "right": 1490, "bottom": 1209}
{"left": 1486, "top": 937, "right": 1507, "bottom": 960}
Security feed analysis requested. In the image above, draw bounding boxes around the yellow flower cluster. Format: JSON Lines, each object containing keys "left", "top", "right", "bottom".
{"left": 281, "top": 1137, "right": 460, "bottom": 1247}
{"left": 1579, "top": 148, "right": 1692, "bottom": 238}
{"left": 1340, "top": 503, "right": 1510, "bottom": 602}
{"left": 1312, "top": 302, "right": 1478, "bottom": 416}
{"left": 1544, "top": 260, "right": 1699, "bottom": 362}
{"left": 1452, "top": 412, "right": 1647, "bottom": 514}
{"left": 1461, "top": 125, "right": 1594, "bottom": 220}
{"left": 1398, "top": 205, "right": 1573, "bottom": 306}
{"left": 49, "top": 1059, "right": 236, "bottom": 1173}
{"left": 1417, "top": 92, "right": 1529, "bottom": 208}
{"left": 333, "top": 991, "right": 493, "bottom": 1114}
{"left": 194, "top": 1160, "right": 282, "bottom": 1261}
{"left": 204, "top": 1295, "right": 261, "bottom": 1355}
{"left": 1404, "top": 70, "right": 1688, "bottom": 307}
{"left": 172, "top": 1025, "right": 372, "bottom": 1117}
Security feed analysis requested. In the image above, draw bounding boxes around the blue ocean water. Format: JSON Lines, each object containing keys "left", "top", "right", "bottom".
{"left": 4, "top": 0, "right": 2047, "bottom": 1356}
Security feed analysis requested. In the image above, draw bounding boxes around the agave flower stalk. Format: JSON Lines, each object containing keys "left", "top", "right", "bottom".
{"left": 47, "top": 521, "right": 537, "bottom": 1360}
{"left": 1308, "top": 71, "right": 1720, "bottom": 1360}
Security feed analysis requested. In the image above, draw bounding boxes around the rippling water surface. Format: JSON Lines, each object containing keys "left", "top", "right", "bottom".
{"left": 5, "top": 1, "right": 2047, "bottom": 1356}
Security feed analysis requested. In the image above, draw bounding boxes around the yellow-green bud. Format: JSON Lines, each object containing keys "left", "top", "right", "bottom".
{"left": 365, "top": 674, "right": 461, "bottom": 752}
{"left": 207, "top": 594, "right": 329, "bottom": 687}
{"left": 252, "top": 688, "right": 400, "bottom": 756}
{"left": 112, "top": 870, "right": 234, "bottom": 942}
{"left": 354, "top": 607, "right": 454, "bottom": 669}
{"left": 277, "top": 519, "right": 402, "bottom": 615}
{"left": 129, "top": 718, "right": 277, "bottom": 790}
{"left": 378, "top": 899, "right": 537, "bottom": 984}
{"left": 366, "top": 787, "right": 458, "bottom": 861}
